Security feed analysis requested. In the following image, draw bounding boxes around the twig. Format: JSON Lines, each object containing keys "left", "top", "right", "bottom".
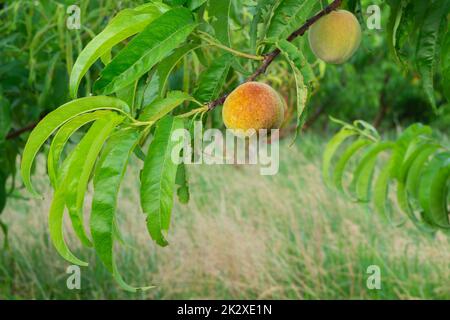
{"left": 208, "top": 0, "right": 343, "bottom": 111}
{"left": 6, "top": 122, "right": 38, "bottom": 140}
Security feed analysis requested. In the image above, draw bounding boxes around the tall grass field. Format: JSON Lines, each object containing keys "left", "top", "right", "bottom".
{"left": 0, "top": 135, "right": 448, "bottom": 299}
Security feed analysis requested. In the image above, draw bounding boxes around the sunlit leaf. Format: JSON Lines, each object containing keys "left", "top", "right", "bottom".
{"left": 140, "top": 116, "right": 184, "bottom": 246}
{"left": 69, "top": 2, "right": 169, "bottom": 98}
{"left": 21, "top": 96, "right": 130, "bottom": 196}
{"left": 94, "top": 8, "right": 196, "bottom": 95}
{"left": 91, "top": 128, "right": 153, "bottom": 292}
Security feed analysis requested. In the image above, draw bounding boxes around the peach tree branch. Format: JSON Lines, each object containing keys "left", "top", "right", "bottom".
{"left": 207, "top": 0, "right": 343, "bottom": 111}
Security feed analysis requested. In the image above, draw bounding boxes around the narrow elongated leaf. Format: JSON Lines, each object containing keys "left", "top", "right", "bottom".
{"left": 278, "top": 40, "right": 310, "bottom": 140}
{"left": 419, "top": 152, "right": 450, "bottom": 228}
{"left": 21, "top": 96, "right": 130, "bottom": 196}
{"left": 349, "top": 142, "right": 395, "bottom": 202}
{"left": 373, "top": 155, "right": 397, "bottom": 223}
{"left": 416, "top": 0, "right": 449, "bottom": 110}
{"left": 139, "top": 91, "right": 195, "bottom": 122}
{"left": 441, "top": 29, "right": 450, "bottom": 102}
{"left": 322, "top": 128, "right": 357, "bottom": 188}
{"left": 94, "top": 8, "right": 197, "bottom": 95}
{"left": 0, "top": 96, "right": 11, "bottom": 142}
{"left": 64, "top": 114, "right": 125, "bottom": 247}
{"left": 48, "top": 110, "right": 111, "bottom": 188}
{"left": 176, "top": 163, "right": 190, "bottom": 204}
{"left": 193, "top": 53, "right": 234, "bottom": 103}
{"left": 386, "top": 0, "right": 408, "bottom": 64}
{"left": 207, "top": 0, "right": 232, "bottom": 46}
{"left": 267, "top": 0, "right": 317, "bottom": 40}
{"left": 406, "top": 144, "right": 440, "bottom": 199}
{"left": 140, "top": 116, "right": 184, "bottom": 246}
{"left": 250, "top": 0, "right": 274, "bottom": 53}
{"left": 156, "top": 43, "right": 201, "bottom": 96}
{"left": 187, "top": 0, "right": 208, "bottom": 11}
{"left": 49, "top": 117, "right": 121, "bottom": 267}
{"left": 91, "top": 128, "right": 152, "bottom": 292}
{"left": 333, "top": 139, "right": 371, "bottom": 194}
{"left": 70, "top": 3, "right": 169, "bottom": 98}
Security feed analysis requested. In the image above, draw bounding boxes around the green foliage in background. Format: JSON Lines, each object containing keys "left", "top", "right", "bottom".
{"left": 0, "top": 0, "right": 448, "bottom": 290}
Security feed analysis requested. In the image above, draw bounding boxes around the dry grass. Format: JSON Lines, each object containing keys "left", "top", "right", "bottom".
{"left": 0, "top": 135, "right": 449, "bottom": 299}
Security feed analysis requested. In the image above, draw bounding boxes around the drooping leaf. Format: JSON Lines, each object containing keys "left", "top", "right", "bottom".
{"left": 193, "top": 53, "right": 234, "bottom": 103}
{"left": 156, "top": 43, "right": 202, "bottom": 96}
{"left": 266, "top": 0, "right": 317, "bottom": 41}
{"left": 386, "top": 0, "right": 409, "bottom": 64}
{"left": 249, "top": 0, "right": 275, "bottom": 53}
{"left": 207, "top": 0, "right": 232, "bottom": 46}
{"left": 333, "top": 139, "right": 371, "bottom": 195}
{"left": 350, "top": 142, "right": 395, "bottom": 202}
{"left": 0, "top": 96, "right": 11, "bottom": 142}
{"left": 419, "top": 152, "right": 450, "bottom": 228}
{"left": 48, "top": 110, "right": 112, "bottom": 188}
{"left": 322, "top": 128, "right": 357, "bottom": 188}
{"left": 94, "top": 8, "right": 197, "bottom": 95}
{"left": 175, "top": 163, "right": 190, "bottom": 204}
{"left": 277, "top": 40, "right": 310, "bottom": 140}
{"left": 187, "top": 0, "right": 208, "bottom": 11}
{"left": 441, "top": 29, "right": 450, "bottom": 102}
{"left": 90, "top": 128, "right": 153, "bottom": 292}
{"left": 139, "top": 91, "right": 196, "bottom": 122}
{"left": 49, "top": 116, "right": 121, "bottom": 267}
{"left": 405, "top": 144, "right": 440, "bottom": 199}
{"left": 69, "top": 3, "right": 169, "bottom": 98}
{"left": 21, "top": 96, "right": 130, "bottom": 196}
{"left": 415, "top": 0, "right": 449, "bottom": 110}
{"left": 64, "top": 114, "right": 125, "bottom": 248}
{"left": 140, "top": 116, "right": 184, "bottom": 246}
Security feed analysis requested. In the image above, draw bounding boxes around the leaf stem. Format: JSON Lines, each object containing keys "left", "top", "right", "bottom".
{"left": 176, "top": 105, "right": 209, "bottom": 118}
{"left": 196, "top": 31, "right": 264, "bottom": 61}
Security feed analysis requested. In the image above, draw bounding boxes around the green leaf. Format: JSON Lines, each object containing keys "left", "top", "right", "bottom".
{"left": 250, "top": 0, "right": 274, "bottom": 53}
{"left": 419, "top": 152, "right": 450, "bottom": 228}
{"left": 390, "top": 124, "right": 432, "bottom": 179}
{"left": 322, "top": 128, "right": 357, "bottom": 188}
{"left": 350, "top": 142, "right": 395, "bottom": 202}
{"left": 386, "top": 0, "right": 409, "bottom": 64}
{"left": 415, "top": 0, "right": 449, "bottom": 110}
{"left": 441, "top": 29, "right": 450, "bottom": 102}
{"left": 193, "top": 53, "right": 234, "bottom": 103}
{"left": 187, "top": 0, "right": 208, "bottom": 11}
{"left": 91, "top": 128, "right": 153, "bottom": 292}
{"left": 406, "top": 144, "right": 440, "bottom": 199}
{"left": 333, "top": 139, "right": 372, "bottom": 195}
{"left": 140, "top": 116, "right": 184, "bottom": 246}
{"left": 0, "top": 170, "right": 6, "bottom": 213}
{"left": 70, "top": 3, "right": 169, "bottom": 98}
{"left": 64, "top": 114, "right": 125, "bottom": 248}
{"left": 176, "top": 164, "right": 190, "bottom": 204}
{"left": 0, "top": 96, "right": 11, "bottom": 142}
{"left": 21, "top": 96, "right": 130, "bottom": 197}
{"left": 373, "top": 156, "right": 396, "bottom": 222}
{"left": 156, "top": 43, "right": 202, "bottom": 96}
{"left": 49, "top": 117, "right": 121, "bottom": 267}
{"left": 48, "top": 110, "right": 112, "bottom": 188}
{"left": 277, "top": 40, "right": 310, "bottom": 141}
{"left": 207, "top": 0, "right": 232, "bottom": 46}
{"left": 266, "top": 0, "right": 317, "bottom": 41}
{"left": 139, "top": 91, "right": 196, "bottom": 122}
{"left": 94, "top": 8, "right": 197, "bottom": 95}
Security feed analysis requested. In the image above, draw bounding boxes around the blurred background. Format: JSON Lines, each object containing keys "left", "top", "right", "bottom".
{"left": 0, "top": 0, "right": 449, "bottom": 299}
